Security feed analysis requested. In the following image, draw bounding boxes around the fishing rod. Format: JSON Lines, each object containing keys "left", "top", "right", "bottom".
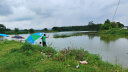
{"left": 112, "top": 0, "right": 121, "bottom": 21}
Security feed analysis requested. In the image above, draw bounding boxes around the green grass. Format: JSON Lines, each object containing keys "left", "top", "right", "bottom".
{"left": 0, "top": 41, "right": 128, "bottom": 72}
{"left": 54, "top": 34, "right": 71, "bottom": 38}
{"left": 99, "top": 28, "right": 128, "bottom": 35}
{"left": 0, "top": 40, "right": 22, "bottom": 58}
{"left": 99, "top": 28, "right": 128, "bottom": 43}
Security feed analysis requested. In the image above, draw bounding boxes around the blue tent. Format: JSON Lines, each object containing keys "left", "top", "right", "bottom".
{"left": 0, "top": 34, "right": 9, "bottom": 41}
{"left": 0, "top": 34, "right": 9, "bottom": 37}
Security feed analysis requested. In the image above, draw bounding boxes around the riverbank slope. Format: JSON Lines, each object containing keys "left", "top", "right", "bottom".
{"left": 0, "top": 41, "right": 127, "bottom": 72}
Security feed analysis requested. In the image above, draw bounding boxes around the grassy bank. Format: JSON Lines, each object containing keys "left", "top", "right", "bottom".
{"left": 0, "top": 40, "right": 22, "bottom": 58}
{"left": 99, "top": 28, "right": 128, "bottom": 43}
{"left": 99, "top": 28, "right": 128, "bottom": 35}
{"left": 0, "top": 41, "right": 128, "bottom": 72}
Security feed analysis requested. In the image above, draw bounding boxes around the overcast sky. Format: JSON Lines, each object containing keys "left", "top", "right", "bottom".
{"left": 0, "top": 0, "right": 128, "bottom": 29}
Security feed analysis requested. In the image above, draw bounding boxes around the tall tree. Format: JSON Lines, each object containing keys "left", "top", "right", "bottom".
{"left": 23, "top": 29, "right": 29, "bottom": 33}
{"left": 0, "top": 24, "right": 6, "bottom": 33}
{"left": 101, "top": 19, "right": 112, "bottom": 30}
{"left": 24, "top": 29, "right": 28, "bottom": 31}
{"left": 117, "top": 22, "right": 124, "bottom": 28}
{"left": 29, "top": 28, "right": 34, "bottom": 33}
{"left": 14, "top": 28, "right": 19, "bottom": 34}
{"left": 104, "top": 19, "right": 111, "bottom": 24}
{"left": 43, "top": 28, "right": 48, "bottom": 31}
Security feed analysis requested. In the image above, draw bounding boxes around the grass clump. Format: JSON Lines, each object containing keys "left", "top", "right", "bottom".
{"left": 0, "top": 40, "right": 22, "bottom": 58}
{"left": 42, "top": 47, "right": 57, "bottom": 56}
{"left": 0, "top": 41, "right": 128, "bottom": 72}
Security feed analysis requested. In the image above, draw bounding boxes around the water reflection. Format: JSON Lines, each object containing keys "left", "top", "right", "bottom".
{"left": 88, "top": 34, "right": 98, "bottom": 40}
{"left": 100, "top": 34, "right": 128, "bottom": 43}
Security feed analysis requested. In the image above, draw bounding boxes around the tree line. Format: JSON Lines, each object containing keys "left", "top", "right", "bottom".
{"left": 0, "top": 24, "right": 35, "bottom": 34}
{"left": 0, "top": 19, "right": 125, "bottom": 34}
{"left": 0, "top": 24, "right": 50, "bottom": 34}
{"left": 52, "top": 19, "right": 124, "bottom": 31}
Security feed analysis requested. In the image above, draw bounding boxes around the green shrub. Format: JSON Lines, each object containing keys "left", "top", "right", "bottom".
{"left": 42, "top": 47, "right": 57, "bottom": 56}
{"left": 20, "top": 43, "right": 34, "bottom": 51}
{"left": 10, "top": 48, "right": 19, "bottom": 53}
{"left": 100, "top": 28, "right": 128, "bottom": 35}
{"left": 32, "top": 45, "right": 43, "bottom": 52}
{"left": 53, "top": 52, "right": 66, "bottom": 61}
{"left": 54, "top": 49, "right": 87, "bottom": 61}
{"left": 19, "top": 43, "right": 42, "bottom": 56}
{"left": 69, "top": 49, "right": 86, "bottom": 60}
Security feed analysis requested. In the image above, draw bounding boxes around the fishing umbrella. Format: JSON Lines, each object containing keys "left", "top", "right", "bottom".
{"left": 0, "top": 34, "right": 9, "bottom": 37}
{"left": 25, "top": 32, "right": 44, "bottom": 44}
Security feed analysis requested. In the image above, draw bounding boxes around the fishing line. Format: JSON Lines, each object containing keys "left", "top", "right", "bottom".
{"left": 112, "top": 0, "right": 121, "bottom": 21}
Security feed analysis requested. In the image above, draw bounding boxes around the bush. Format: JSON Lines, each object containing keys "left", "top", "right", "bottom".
{"left": 10, "top": 48, "right": 19, "bottom": 53}
{"left": 53, "top": 52, "right": 66, "bottom": 61}
{"left": 19, "top": 43, "right": 43, "bottom": 55}
{"left": 32, "top": 45, "right": 43, "bottom": 52}
{"left": 53, "top": 49, "right": 87, "bottom": 61}
{"left": 42, "top": 47, "right": 57, "bottom": 56}
{"left": 69, "top": 49, "right": 86, "bottom": 60}
{"left": 20, "top": 43, "right": 34, "bottom": 51}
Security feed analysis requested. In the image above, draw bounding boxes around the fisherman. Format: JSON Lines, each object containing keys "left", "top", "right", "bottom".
{"left": 41, "top": 34, "right": 49, "bottom": 46}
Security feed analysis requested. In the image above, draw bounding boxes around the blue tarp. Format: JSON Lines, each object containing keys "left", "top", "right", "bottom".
{"left": 0, "top": 34, "right": 9, "bottom": 37}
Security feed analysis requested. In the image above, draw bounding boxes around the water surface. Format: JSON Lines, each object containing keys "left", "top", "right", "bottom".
{"left": 6, "top": 31, "right": 128, "bottom": 68}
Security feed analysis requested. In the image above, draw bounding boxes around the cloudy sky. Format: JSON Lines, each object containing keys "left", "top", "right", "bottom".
{"left": 0, "top": 0, "right": 128, "bottom": 29}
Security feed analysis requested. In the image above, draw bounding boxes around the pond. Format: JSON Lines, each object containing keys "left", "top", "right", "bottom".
{"left": 6, "top": 31, "right": 128, "bottom": 68}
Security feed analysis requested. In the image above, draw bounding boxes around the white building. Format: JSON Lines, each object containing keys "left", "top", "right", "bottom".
{"left": 122, "top": 26, "right": 128, "bottom": 29}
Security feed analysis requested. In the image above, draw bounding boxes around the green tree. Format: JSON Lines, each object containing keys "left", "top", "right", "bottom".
{"left": 52, "top": 27, "right": 58, "bottom": 31}
{"left": 0, "top": 24, "right": 6, "bottom": 33}
{"left": 43, "top": 28, "right": 48, "bottom": 31}
{"left": 111, "top": 22, "right": 124, "bottom": 28}
{"left": 24, "top": 29, "right": 29, "bottom": 33}
{"left": 117, "top": 22, "right": 124, "bottom": 28}
{"left": 29, "top": 28, "right": 34, "bottom": 33}
{"left": 14, "top": 28, "right": 19, "bottom": 34}
{"left": 104, "top": 19, "right": 111, "bottom": 24}
{"left": 6, "top": 28, "right": 11, "bottom": 31}
{"left": 101, "top": 19, "right": 112, "bottom": 30}
{"left": 111, "top": 22, "right": 118, "bottom": 28}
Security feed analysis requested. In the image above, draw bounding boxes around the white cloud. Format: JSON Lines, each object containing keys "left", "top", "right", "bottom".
{"left": 0, "top": 0, "right": 128, "bottom": 29}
